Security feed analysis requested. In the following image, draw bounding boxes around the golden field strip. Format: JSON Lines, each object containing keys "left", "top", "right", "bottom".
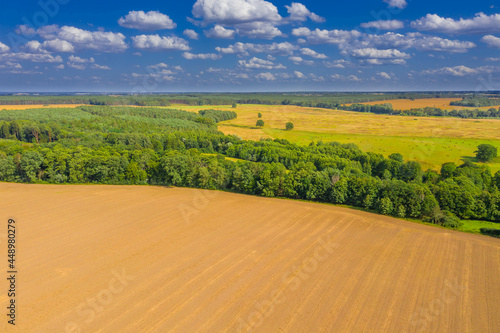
{"left": 357, "top": 98, "right": 500, "bottom": 111}
{"left": 0, "top": 104, "right": 84, "bottom": 110}
{"left": 1, "top": 183, "right": 499, "bottom": 332}
{"left": 173, "top": 103, "right": 500, "bottom": 173}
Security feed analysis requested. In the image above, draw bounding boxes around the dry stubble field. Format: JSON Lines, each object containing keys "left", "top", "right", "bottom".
{"left": 1, "top": 183, "right": 499, "bottom": 332}
{"left": 0, "top": 104, "right": 84, "bottom": 110}
{"left": 357, "top": 98, "right": 500, "bottom": 111}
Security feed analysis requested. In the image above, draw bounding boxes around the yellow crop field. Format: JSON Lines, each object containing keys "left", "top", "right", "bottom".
{"left": 0, "top": 104, "right": 84, "bottom": 110}
{"left": 356, "top": 98, "right": 500, "bottom": 111}
{"left": 173, "top": 104, "right": 500, "bottom": 172}
{"left": 1, "top": 183, "right": 499, "bottom": 332}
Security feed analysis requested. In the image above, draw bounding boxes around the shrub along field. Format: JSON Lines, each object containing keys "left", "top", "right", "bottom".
{"left": 174, "top": 104, "right": 500, "bottom": 173}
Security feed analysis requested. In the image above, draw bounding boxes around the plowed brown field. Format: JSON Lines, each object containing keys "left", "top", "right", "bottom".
{"left": 1, "top": 183, "right": 499, "bottom": 332}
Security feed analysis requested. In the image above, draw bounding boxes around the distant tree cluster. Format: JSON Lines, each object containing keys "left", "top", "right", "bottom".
{"left": 450, "top": 97, "right": 500, "bottom": 107}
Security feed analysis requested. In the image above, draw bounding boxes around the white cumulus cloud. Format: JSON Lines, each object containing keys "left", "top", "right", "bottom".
{"left": 481, "top": 35, "right": 500, "bottom": 48}
{"left": 255, "top": 72, "right": 276, "bottom": 80}
{"left": 183, "top": 29, "right": 199, "bottom": 40}
{"left": 421, "top": 65, "right": 500, "bottom": 76}
{"left": 288, "top": 56, "right": 314, "bottom": 65}
{"left": 347, "top": 47, "right": 410, "bottom": 59}
{"left": 118, "top": 11, "right": 176, "bottom": 30}
{"left": 411, "top": 13, "right": 500, "bottom": 34}
{"left": 216, "top": 42, "right": 298, "bottom": 56}
{"left": 285, "top": 2, "right": 325, "bottom": 23}
{"left": 235, "top": 22, "right": 285, "bottom": 39}
{"left": 300, "top": 47, "right": 327, "bottom": 59}
{"left": 192, "top": 0, "right": 281, "bottom": 25}
{"left": 0, "top": 42, "right": 11, "bottom": 53}
{"left": 132, "top": 35, "right": 190, "bottom": 51}
{"left": 204, "top": 25, "right": 236, "bottom": 39}
{"left": 294, "top": 70, "right": 305, "bottom": 78}
{"left": 22, "top": 24, "right": 127, "bottom": 52}
{"left": 383, "top": 0, "right": 407, "bottom": 9}
{"left": 291, "top": 28, "right": 361, "bottom": 44}
{"left": 239, "top": 57, "right": 285, "bottom": 69}
{"left": 182, "top": 52, "right": 221, "bottom": 60}
{"left": 377, "top": 71, "right": 392, "bottom": 79}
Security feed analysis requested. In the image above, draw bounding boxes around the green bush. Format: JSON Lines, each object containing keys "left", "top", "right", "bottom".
{"left": 480, "top": 228, "right": 500, "bottom": 238}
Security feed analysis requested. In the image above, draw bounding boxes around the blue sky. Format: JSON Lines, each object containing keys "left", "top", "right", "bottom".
{"left": 0, "top": 0, "right": 499, "bottom": 92}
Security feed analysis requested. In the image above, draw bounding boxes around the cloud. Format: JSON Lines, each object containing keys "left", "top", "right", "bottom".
{"left": 294, "top": 70, "right": 305, "bottom": 78}
{"left": 411, "top": 13, "right": 500, "bottom": 34}
{"left": 358, "top": 32, "right": 476, "bottom": 53}
{"left": 481, "top": 35, "right": 500, "bottom": 48}
{"left": 43, "top": 39, "right": 75, "bottom": 52}
{"left": 323, "top": 59, "right": 351, "bottom": 68}
{"left": 383, "top": 0, "right": 407, "bottom": 9}
{"left": 67, "top": 55, "right": 108, "bottom": 70}
{"left": 255, "top": 72, "right": 276, "bottom": 80}
{"left": 360, "top": 20, "right": 404, "bottom": 30}
{"left": 291, "top": 27, "right": 361, "bottom": 44}
{"left": 132, "top": 35, "right": 190, "bottom": 51}
{"left": 0, "top": 42, "right": 10, "bottom": 53}
{"left": 421, "top": 65, "right": 500, "bottom": 77}
{"left": 0, "top": 62, "right": 42, "bottom": 75}
{"left": 377, "top": 71, "right": 392, "bottom": 79}
{"left": 68, "top": 55, "right": 94, "bottom": 63}
{"left": 118, "top": 11, "right": 176, "bottom": 31}
{"left": 128, "top": 64, "right": 184, "bottom": 83}
{"left": 346, "top": 47, "right": 410, "bottom": 59}
{"left": 0, "top": 52, "right": 62, "bottom": 63}
{"left": 486, "top": 57, "right": 500, "bottom": 61}
{"left": 0, "top": 61, "right": 22, "bottom": 70}
{"left": 238, "top": 57, "right": 285, "bottom": 69}
{"left": 23, "top": 24, "right": 127, "bottom": 52}
{"left": 300, "top": 47, "right": 327, "bottom": 59}
{"left": 411, "top": 36, "right": 475, "bottom": 53}
{"left": 330, "top": 74, "right": 361, "bottom": 81}
{"left": 148, "top": 63, "right": 169, "bottom": 69}
{"left": 288, "top": 56, "right": 314, "bottom": 65}
{"left": 25, "top": 39, "right": 75, "bottom": 53}
{"left": 363, "top": 58, "right": 407, "bottom": 65}
{"left": 182, "top": 52, "right": 221, "bottom": 60}
{"left": 183, "top": 29, "right": 199, "bottom": 40}
{"left": 216, "top": 42, "right": 298, "bottom": 56}
{"left": 192, "top": 0, "right": 281, "bottom": 25}
{"left": 204, "top": 25, "right": 236, "bottom": 39}
{"left": 285, "top": 3, "right": 325, "bottom": 23}
{"left": 235, "top": 22, "right": 285, "bottom": 39}
{"left": 91, "top": 64, "right": 111, "bottom": 70}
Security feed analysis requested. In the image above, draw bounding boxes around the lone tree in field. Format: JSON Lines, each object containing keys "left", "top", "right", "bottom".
{"left": 285, "top": 122, "right": 294, "bottom": 131}
{"left": 232, "top": 103, "right": 237, "bottom": 108}
{"left": 475, "top": 144, "right": 497, "bottom": 162}
{"left": 256, "top": 119, "right": 264, "bottom": 127}
{"left": 258, "top": 113, "right": 262, "bottom": 118}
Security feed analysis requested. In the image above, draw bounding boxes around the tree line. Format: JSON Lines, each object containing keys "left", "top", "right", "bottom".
{"left": 0, "top": 105, "right": 499, "bottom": 228}
{"left": 338, "top": 103, "right": 500, "bottom": 119}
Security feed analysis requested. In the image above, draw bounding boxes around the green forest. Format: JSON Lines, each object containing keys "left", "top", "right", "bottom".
{"left": 1, "top": 105, "right": 499, "bottom": 233}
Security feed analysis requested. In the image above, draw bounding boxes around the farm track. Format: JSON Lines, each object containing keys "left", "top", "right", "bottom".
{"left": 0, "top": 183, "right": 499, "bottom": 332}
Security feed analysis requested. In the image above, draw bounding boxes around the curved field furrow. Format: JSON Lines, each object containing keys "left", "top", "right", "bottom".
{"left": 0, "top": 183, "right": 499, "bottom": 333}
